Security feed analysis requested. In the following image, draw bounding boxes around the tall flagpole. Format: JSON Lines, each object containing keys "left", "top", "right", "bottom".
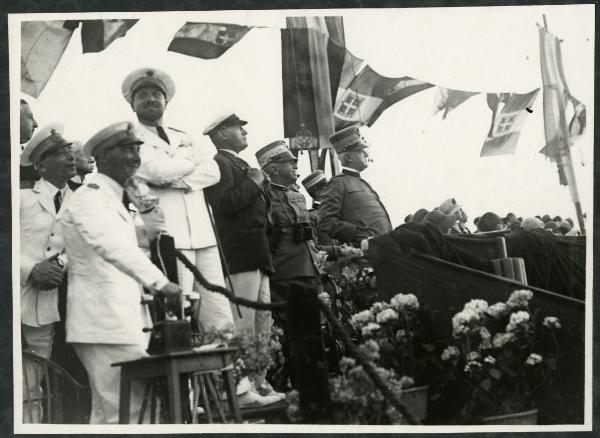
{"left": 540, "top": 15, "right": 586, "bottom": 235}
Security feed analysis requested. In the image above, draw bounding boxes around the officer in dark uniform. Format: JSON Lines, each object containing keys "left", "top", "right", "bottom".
{"left": 319, "top": 124, "right": 392, "bottom": 247}
{"left": 256, "top": 140, "right": 329, "bottom": 418}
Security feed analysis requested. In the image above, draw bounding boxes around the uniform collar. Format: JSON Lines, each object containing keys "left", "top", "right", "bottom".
{"left": 220, "top": 148, "right": 239, "bottom": 158}
{"left": 341, "top": 167, "right": 361, "bottom": 177}
{"left": 39, "top": 178, "right": 68, "bottom": 198}
{"left": 271, "top": 182, "right": 289, "bottom": 191}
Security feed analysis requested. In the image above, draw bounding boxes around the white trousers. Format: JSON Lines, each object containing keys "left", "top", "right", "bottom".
{"left": 177, "top": 246, "right": 234, "bottom": 332}
{"left": 22, "top": 323, "right": 55, "bottom": 423}
{"left": 227, "top": 270, "right": 272, "bottom": 336}
{"left": 73, "top": 343, "right": 148, "bottom": 424}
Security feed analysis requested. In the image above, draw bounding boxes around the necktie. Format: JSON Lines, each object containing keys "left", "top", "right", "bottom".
{"left": 156, "top": 126, "right": 170, "bottom": 145}
{"left": 122, "top": 192, "right": 131, "bottom": 211}
{"left": 54, "top": 191, "right": 63, "bottom": 213}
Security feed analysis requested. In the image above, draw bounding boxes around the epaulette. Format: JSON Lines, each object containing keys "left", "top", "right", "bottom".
{"left": 86, "top": 183, "right": 100, "bottom": 189}
{"left": 168, "top": 126, "right": 185, "bottom": 133}
{"left": 20, "top": 179, "right": 35, "bottom": 189}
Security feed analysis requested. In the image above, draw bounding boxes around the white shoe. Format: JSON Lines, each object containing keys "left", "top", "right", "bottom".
{"left": 255, "top": 382, "right": 286, "bottom": 401}
{"left": 238, "top": 390, "right": 282, "bottom": 408}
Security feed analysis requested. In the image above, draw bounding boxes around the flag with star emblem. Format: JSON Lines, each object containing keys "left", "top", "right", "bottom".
{"left": 80, "top": 19, "right": 138, "bottom": 53}
{"left": 167, "top": 22, "right": 251, "bottom": 59}
{"left": 480, "top": 89, "right": 539, "bottom": 157}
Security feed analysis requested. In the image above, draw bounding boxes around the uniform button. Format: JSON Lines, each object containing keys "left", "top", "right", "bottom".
{"left": 50, "top": 233, "right": 54, "bottom": 237}
{"left": 47, "top": 247, "right": 51, "bottom": 251}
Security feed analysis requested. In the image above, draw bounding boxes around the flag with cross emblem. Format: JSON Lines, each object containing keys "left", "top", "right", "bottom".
{"left": 333, "top": 62, "right": 433, "bottom": 128}
{"left": 480, "top": 89, "right": 539, "bottom": 157}
{"left": 168, "top": 22, "right": 251, "bottom": 59}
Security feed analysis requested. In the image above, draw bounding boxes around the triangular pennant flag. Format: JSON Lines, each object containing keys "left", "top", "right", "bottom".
{"left": 81, "top": 19, "right": 138, "bottom": 53}
{"left": 480, "top": 89, "right": 539, "bottom": 157}
{"left": 433, "top": 87, "right": 479, "bottom": 119}
{"left": 21, "top": 21, "right": 77, "bottom": 98}
{"left": 168, "top": 22, "right": 250, "bottom": 59}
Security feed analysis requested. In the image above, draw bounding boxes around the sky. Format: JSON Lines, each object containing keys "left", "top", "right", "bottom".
{"left": 11, "top": 5, "right": 595, "bottom": 230}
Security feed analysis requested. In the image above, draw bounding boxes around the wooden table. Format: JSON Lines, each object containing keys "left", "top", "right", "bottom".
{"left": 112, "top": 346, "right": 240, "bottom": 424}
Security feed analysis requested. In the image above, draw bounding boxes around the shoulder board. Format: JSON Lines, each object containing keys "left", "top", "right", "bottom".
{"left": 20, "top": 179, "right": 35, "bottom": 189}
{"left": 168, "top": 126, "right": 185, "bottom": 133}
{"left": 86, "top": 183, "right": 100, "bottom": 189}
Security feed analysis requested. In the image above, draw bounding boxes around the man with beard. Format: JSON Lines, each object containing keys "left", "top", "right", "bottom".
{"left": 20, "top": 123, "right": 76, "bottom": 422}
{"left": 319, "top": 125, "right": 392, "bottom": 247}
{"left": 19, "top": 99, "right": 39, "bottom": 182}
{"left": 121, "top": 68, "right": 233, "bottom": 333}
{"left": 60, "top": 121, "right": 181, "bottom": 423}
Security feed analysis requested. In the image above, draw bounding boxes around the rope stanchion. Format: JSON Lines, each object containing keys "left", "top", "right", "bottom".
{"left": 175, "top": 248, "right": 421, "bottom": 424}
{"left": 174, "top": 249, "right": 285, "bottom": 311}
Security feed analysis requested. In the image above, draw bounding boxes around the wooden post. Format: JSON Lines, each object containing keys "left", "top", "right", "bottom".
{"left": 286, "top": 281, "right": 330, "bottom": 422}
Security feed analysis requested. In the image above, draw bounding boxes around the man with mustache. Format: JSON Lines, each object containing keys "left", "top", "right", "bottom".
{"left": 60, "top": 121, "right": 181, "bottom": 423}
{"left": 319, "top": 124, "right": 392, "bottom": 247}
{"left": 121, "top": 68, "right": 233, "bottom": 333}
{"left": 19, "top": 123, "right": 77, "bottom": 422}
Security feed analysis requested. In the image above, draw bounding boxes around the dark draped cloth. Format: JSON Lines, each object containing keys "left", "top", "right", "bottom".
{"left": 366, "top": 231, "right": 585, "bottom": 424}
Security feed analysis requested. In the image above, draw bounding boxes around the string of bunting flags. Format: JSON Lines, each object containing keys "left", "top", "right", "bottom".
{"left": 20, "top": 19, "right": 586, "bottom": 160}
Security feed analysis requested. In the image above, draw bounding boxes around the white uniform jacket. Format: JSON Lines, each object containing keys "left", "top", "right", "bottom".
{"left": 135, "top": 123, "right": 220, "bottom": 249}
{"left": 20, "top": 180, "right": 72, "bottom": 327}
{"left": 60, "top": 173, "right": 169, "bottom": 345}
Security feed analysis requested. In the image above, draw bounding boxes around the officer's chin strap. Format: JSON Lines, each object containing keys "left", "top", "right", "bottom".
{"left": 203, "top": 192, "right": 243, "bottom": 319}
{"left": 174, "top": 248, "right": 420, "bottom": 425}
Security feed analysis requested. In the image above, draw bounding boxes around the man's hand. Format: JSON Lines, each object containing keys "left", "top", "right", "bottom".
{"left": 158, "top": 281, "right": 182, "bottom": 311}
{"left": 29, "top": 258, "right": 64, "bottom": 290}
{"left": 247, "top": 168, "right": 265, "bottom": 186}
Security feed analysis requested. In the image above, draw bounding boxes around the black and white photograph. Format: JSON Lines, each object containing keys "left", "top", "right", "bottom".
{"left": 7, "top": 2, "right": 594, "bottom": 434}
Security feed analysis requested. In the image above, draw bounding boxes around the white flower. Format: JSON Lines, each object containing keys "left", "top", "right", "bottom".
{"left": 360, "top": 339, "right": 381, "bottom": 360}
{"left": 488, "top": 302, "right": 508, "bottom": 319}
{"left": 452, "top": 308, "right": 481, "bottom": 337}
{"left": 390, "top": 293, "right": 420, "bottom": 312}
{"left": 464, "top": 299, "right": 489, "bottom": 316}
{"left": 484, "top": 355, "right": 496, "bottom": 365}
{"left": 492, "top": 332, "right": 515, "bottom": 348}
{"left": 441, "top": 345, "right": 460, "bottom": 361}
{"left": 543, "top": 316, "right": 562, "bottom": 329}
{"left": 478, "top": 327, "right": 492, "bottom": 350}
{"left": 466, "top": 351, "right": 481, "bottom": 362}
{"left": 464, "top": 360, "right": 482, "bottom": 373}
{"left": 525, "top": 353, "right": 543, "bottom": 366}
{"left": 376, "top": 308, "right": 399, "bottom": 324}
{"left": 506, "top": 310, "right": 530, "bottom": 332}
{"left": 370, "top": 301, "right": 387, "bottom": 315}
{"left": 398, "top": 375, "right": 415, "bottom": 389}
{"left": 349, "top": 310, "right": 373, "bottom": 329}
{"left": 361, "top": 322, "right": 382, "bottom": 337}
{"left": 507, "top": 289, "right": 534, "bottom": 308}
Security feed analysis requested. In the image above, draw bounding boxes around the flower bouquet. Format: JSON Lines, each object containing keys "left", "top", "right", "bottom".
{"left": 440, "top": 289, "right": 562, "bottom": 423}
{"left": 203, "top": 327, "right": 284, "bottom": 385}
{"left": 323, "top": 256, "right": 378, "bottom": 322}
{"left": 286, "top": 355, "right": 413, "bottom": 424}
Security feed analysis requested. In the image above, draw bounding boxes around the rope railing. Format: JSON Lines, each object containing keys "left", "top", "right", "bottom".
{"left": 174, "top": 248, "right": 421, "bottom": 425}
